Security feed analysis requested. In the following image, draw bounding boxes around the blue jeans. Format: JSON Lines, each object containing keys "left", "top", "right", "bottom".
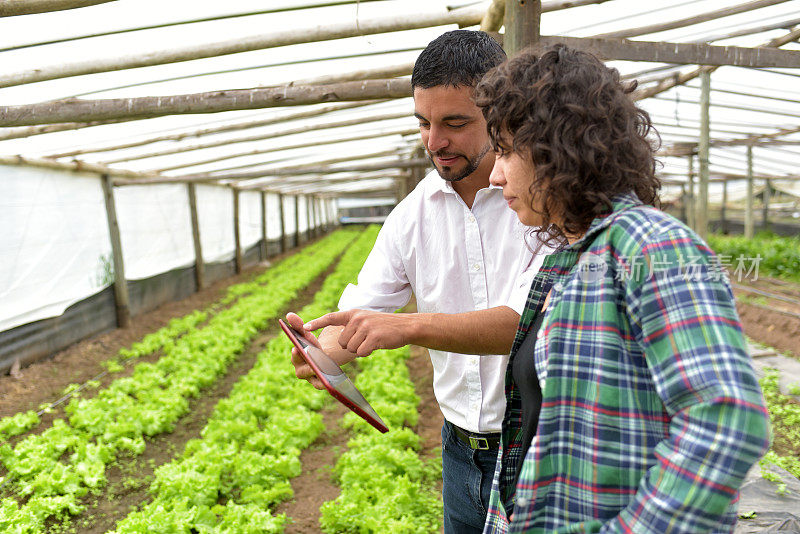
{"left": 441, "top": 421, "right": 499, "bottom": 534}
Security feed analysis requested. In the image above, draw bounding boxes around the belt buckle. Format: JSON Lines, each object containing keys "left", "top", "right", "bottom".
{"left": 469, "top": 436, "right": 490, "bottom": 450}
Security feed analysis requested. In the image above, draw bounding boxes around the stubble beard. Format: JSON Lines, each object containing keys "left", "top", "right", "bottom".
{"left": 428, "top": 144, "right": 492, "bottom": 182}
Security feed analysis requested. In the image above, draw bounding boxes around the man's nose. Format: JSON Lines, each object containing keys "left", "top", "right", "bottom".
{"left": 426, "top": 125, "right": 449, "bottom": 153}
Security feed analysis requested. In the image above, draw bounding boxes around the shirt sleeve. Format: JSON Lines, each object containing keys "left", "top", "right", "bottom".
{"left": 338, "top": 218, "right": 412, "bottom": 313}
{"left": 602, "top": 226, "right": 770, "bottom": 534}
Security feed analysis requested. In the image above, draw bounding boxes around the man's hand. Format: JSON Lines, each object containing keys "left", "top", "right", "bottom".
{"left": 304, "top": 309, "right": 414, "bottom": 357}
{"left": 285, "top": 312, "right": 327, "bottom": 390}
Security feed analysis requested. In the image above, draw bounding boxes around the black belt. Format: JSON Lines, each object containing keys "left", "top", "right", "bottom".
{"left": 449, "top": 421, "right": 501, "bottom": 451}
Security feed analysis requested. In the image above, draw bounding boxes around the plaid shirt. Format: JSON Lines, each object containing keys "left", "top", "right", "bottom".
{"left": 484, "top": 192, "right": 770, "bottom": 534}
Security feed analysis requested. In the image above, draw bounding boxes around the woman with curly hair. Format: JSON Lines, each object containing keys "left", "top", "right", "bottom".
{"left": 473, "top": 44, "right": 770, "bottom": 533}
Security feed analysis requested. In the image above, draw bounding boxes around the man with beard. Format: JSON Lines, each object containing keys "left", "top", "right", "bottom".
{"left": 287, "top": 30, "right": 544, "bottom": 533}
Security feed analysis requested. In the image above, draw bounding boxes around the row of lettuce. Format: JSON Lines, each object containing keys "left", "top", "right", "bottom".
{"left": 707, "top": 231, "right": 800, "bottom": 283}
{"left": 0, "top": 228, "right": 363, "bottom": 533}
{"left": 107, "top": 224, "right": 383, "bottom": 533}
{"left": 320, "top": 346, "right": 442, "bottom": 533}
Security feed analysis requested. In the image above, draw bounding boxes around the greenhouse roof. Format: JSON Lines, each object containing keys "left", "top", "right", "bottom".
{"left": 1, "top": 0, "right": 799, "bottom": 198}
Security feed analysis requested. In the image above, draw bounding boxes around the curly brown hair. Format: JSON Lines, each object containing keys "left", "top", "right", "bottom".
{"left": 474, "top": 44, "right": 661, "bottom": 245}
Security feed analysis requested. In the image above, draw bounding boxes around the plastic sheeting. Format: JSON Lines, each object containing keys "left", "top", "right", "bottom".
{"left": 196, "top": 184, "right": 234, "bottom": 263}
{"left": 115, "top": 183, "right": 195, "bottom": 280}
{"left": 0, "top": 165, "right": 112, "bottom": 332}
{"left": 1, "top": 165, "right": 337, "bottom": 334}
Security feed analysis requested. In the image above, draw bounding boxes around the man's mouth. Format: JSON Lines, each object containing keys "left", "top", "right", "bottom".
{"left": 434, "top": 154, "right": 460, "bottom": 166}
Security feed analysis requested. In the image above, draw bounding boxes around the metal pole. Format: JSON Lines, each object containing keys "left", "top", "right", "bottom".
{"left": 278, "top": 193, "right": 287, "bottom": 252}
{"left": 745, "top": 145, "right": 754, "bottom": 239}
{"left": 721, "top": 178, "right": 728, "bottom": 234}
{"left": 763, "top": 179, "right": 771, "bottom": 232}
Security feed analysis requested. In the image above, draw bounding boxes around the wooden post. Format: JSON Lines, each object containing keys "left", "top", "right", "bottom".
{"left": 680, "top": 185, "right": 687, "bottom": 223}
{"left": 687, "top": 155, "right": 696, "bottom": 230}
{"left": 233, "top": 188, "right": 242, "bottom": 273}
{"left": 260, "top": 190, "right": 268, "bottom": 260}
{"left": 696, "top": 71, "right": 711, "bottom": 240}
{"left": 294, "top": 194, "right": 301, "bottom": 247}
{"left": 278, "top": 193, "right": 287, "bottom": 252}
{"left": 100, "top": 173, "right": 131, "bottom": 328}
{"left": 306, "top": 195, "right": 314, "bottom": 239}
{"left": 763, "top": 179, "right": 771, "bottom": 232}
{"left": 745, "top": 145, "right": 755, "bottom": 239}
{"left": 503, "top": 0, "right": 542, "bottom": 56}
{"left": 187, "top": 183, "right": 205, "bottom": 289}
{"left": 721, "top": 178, "right": 728, "bottom": 234}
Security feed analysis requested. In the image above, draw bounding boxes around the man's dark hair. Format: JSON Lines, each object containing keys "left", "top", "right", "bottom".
{"left": 411, "top": 30, "right": 506, "bottom": 89}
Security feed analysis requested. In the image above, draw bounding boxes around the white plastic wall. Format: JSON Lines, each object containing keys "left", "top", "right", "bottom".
{"left": 0, "top": 165, "right": 112, "bottom": 332}
{"left": 1, "top": 165, "right": 325, "bottom": 333}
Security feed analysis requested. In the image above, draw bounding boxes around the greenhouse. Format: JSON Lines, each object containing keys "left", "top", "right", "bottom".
{"left": 1, "top": 0, "right": 799, "bottom": 532}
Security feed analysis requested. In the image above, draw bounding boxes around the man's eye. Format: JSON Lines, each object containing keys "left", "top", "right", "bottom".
{"left": 448, "top": 123, "right": 467, "bottom": 129}
{"left": 418, "top": 123, "right": 430, "bottom": 129}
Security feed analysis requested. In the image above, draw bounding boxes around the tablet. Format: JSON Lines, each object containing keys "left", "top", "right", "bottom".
{"left": 279, "top": 319, "right": 389, "bottom": 433}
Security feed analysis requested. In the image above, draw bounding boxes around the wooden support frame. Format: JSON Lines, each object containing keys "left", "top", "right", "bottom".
{"left": 260, "top": 191, "right": 268, "bottom": 261}
{"left": 46, "top": 101, "right": 381, "bottom": 159}
{"left": 102, "top": 110, "right": 410, "bottom": 164}
{"left": 696, "top": 71, "right": 711, "bottom": 240}
{"left": 294, "top": 195, "right": 301, "bottom": 248}
{"left": 187, "top": 183, "right": 205, "bottom": 290}
{"left": 763, "top": 179, "right": 771, "bottom": 230}
{"left": 0, "top": 0, "right": 113, "bottom": 17}
{"left": 233, "top": 188, "right": 242, "bottom": 274}
{"left": 504, "top": 0, "right": 542, "bottom": 56}
{"left": 535, "top": 35, "right": 800, "bottom": 69}
{"left": 278, "top": 193, "right": 287, "bottom": 253}
{"left": 0, "top": 79, "right": 411, "bottom": 127}
{"left": 745, "top": 145, "right": 755, "bottom": 239}
{"left": 99, "top": 173, "right": 130, "bottom": 328}
{"left": 596, "top": 0, "right": 791, "bottom": 39}
{"left": 0, "top": 6, "right": 484, "bottom": 89}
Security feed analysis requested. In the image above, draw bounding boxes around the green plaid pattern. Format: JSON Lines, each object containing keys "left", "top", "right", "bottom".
{"left": 484, "top": 192, "right": 770, "bottom": 534}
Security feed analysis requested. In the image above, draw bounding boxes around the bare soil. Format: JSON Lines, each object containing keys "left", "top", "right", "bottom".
{"left": 733, "top": 277, "right": 800, "bottom": 359}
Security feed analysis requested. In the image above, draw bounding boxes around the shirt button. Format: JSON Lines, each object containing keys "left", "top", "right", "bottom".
{"left": 553, "top": 282, "right": 563, "bottom": 292}
{"left": 517, "top": 497, "right": 529, "bottom": 507}
{"left": 468, "top": 215, "right": 476, "bottom": 223}
{"left": 536, "top": 329, "right": 545, "bottom": 340}
{"left": 473, "top": 264, "right": 481, "bottom": 271}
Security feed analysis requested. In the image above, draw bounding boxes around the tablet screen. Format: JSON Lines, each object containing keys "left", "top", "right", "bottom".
{"left": 280, "top": 320, "right": 388, "bottom": 432}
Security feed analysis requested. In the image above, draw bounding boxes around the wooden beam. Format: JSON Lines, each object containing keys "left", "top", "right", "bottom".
{"left": 260, "top": 191, "right": 268, "bottom": 260}
{"left": 0, "top": 153, "right": 158, "bottom": 180}
{"left": 745, "top": 145, "right": 755, "bottom": 239}
{"left": 278, "top": 193, "right": 287, "bottom": 253}
{"left": 595, "top": 0, "right": 791, "bottom": 39}
{"left": 536, "top": 35, "right": 800, "bottom": 68}
{"left": 151, "top": 126, "right": 418, "bottom": 173}
{"left": 294, "top": 195, "right": 301, "bottom": 248}
{"left": 633, "top": 26, "right": 800, "bottom": 101}
{"left": 187, "top": 183, "right": 205, "bottom": 290}
{"left": 118, "top": 149, "right": 408, "bottom": 186}
{"left": 99, "top": 173, "right": 130, "bottom": 328}
{"left": 480, "top": 0, "right": 504, "bottom": 32}
{"left": 504, "top": 0, "right": 541, "bottom": 56}
{"left": 101, "top": 110, "right": 410, "bottom": 164}
{"left": 0, "top": 0, "right": 114, "bottom": 16}
{"left": 0, "top": 119, "right": 127, "bottom": 141}
{"left": 233, "top": 188, "right": 242, "bottom": 274}
{"left": 45, "top": 101, "right": 382, "bottom": 159}
{"left": 0, "top": 79, "right": 411, "bottom": 127}
{"left": 0, "top": 5, "right": 484, "bottom": 88}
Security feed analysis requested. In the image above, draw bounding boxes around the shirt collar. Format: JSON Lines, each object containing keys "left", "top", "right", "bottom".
{"left": 562, "top": 191, "right": 644, "bottom": 251}
{"left": 423, "top": 173, "right": 502, "bottom": 199}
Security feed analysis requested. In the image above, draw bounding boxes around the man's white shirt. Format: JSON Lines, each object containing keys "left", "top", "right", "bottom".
{"left": 338, "top": 170, "right": 545, "bottom": 433}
